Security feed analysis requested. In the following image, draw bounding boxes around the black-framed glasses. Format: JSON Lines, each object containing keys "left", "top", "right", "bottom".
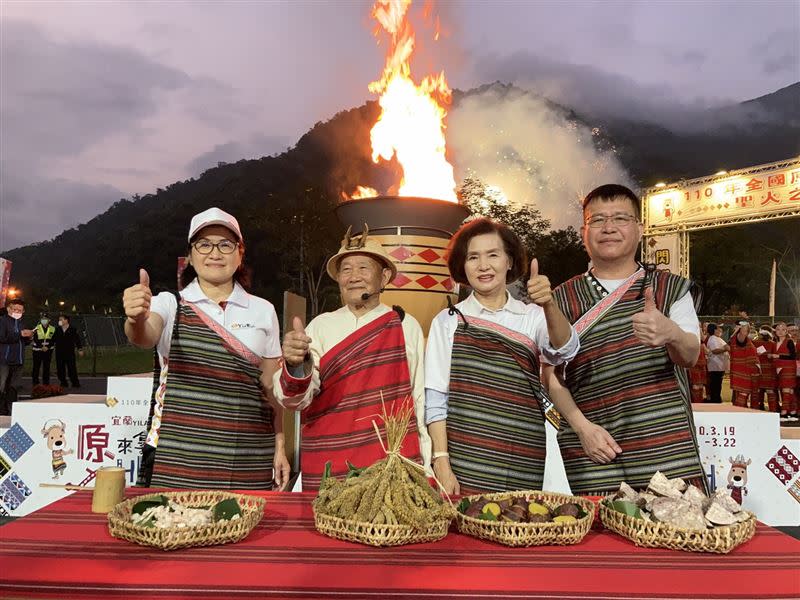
{"left": 192, "top": 239, "right": 238, "bottom": 255}
{"left": 585, "top": 214, "right": 638, "bottom": 228}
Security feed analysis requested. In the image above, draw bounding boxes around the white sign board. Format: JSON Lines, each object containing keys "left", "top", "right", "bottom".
{"left": 694, "top": 410, "right": 800, "bottom": 526}
{"left": 0, "top": 376, "right": 152, "bottom": 517}
{"left": 642, "top": 233, "right": 681, "bottom": 275}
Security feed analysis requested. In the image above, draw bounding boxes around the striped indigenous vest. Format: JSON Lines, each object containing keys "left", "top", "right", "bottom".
{"left": 149, "top": 300, "right": 275, "bottom": 489}
{"left": 447, "top": 314, "right": 556, "bottom": 494}
{"left": 553, "top": 269, "right": 706, "bottom": 495}
{"left": 728, "top": 336, "right": 758, "bottom": 394}
{"left": 300, "top": 310, "right": 419, "bottom": 492}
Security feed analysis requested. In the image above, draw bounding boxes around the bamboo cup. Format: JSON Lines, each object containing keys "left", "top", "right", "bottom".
{"left": 91, "top": 466, "right": 126, "bottom": 513}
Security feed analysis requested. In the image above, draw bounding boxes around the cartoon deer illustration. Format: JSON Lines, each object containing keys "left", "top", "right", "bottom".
{"left": 727, "top": 454, "right": 751, "bottom": 505}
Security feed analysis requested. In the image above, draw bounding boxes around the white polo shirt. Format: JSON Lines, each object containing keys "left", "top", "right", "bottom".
{"left": 150, "top": 278, "right": 282, "bottom": 360}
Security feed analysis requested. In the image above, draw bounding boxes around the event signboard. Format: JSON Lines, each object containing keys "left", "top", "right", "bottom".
{"left": 0, "top": 376, "right": 151, "bottom": 517}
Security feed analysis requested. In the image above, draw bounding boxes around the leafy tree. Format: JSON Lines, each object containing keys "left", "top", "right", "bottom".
{"left": 458, "top": 175, "right": 589, "bottom": 288}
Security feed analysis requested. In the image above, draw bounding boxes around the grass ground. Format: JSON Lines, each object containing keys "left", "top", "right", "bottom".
{"left": 22, "top": 345, "right": 152, "bottom": 377}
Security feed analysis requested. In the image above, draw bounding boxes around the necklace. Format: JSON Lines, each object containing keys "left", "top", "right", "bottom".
{"left": 584, "top": 271, "right": 610, "bottom": 297}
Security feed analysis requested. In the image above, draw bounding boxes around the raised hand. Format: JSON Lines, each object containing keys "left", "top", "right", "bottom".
{"left": 282, "top": 316, "right": 312, "bottom": 368}
{"left": 632, "top": 287, "right": 677, "bottom": 347}
{"left": 122, "top": 269, "right": 152, "bottom": 324}
{"left": 526, "top": 258, "right": 553, "bottom": 306}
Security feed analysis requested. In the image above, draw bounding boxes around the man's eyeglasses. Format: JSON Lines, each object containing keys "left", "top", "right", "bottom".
{"left": 585, "top": 214, "right": 639, "bottom": 228}
{"left": 192, "top": 239, "right": 238, "bottom": 255}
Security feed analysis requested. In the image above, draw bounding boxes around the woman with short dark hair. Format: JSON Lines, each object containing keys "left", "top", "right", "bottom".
{"left": 424, "top": 217, "right": 583, "bottom": 494}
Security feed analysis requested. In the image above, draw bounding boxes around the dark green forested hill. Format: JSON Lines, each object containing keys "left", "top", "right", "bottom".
{"left": 4, "top": 83, "right": 799, "bottom": 316}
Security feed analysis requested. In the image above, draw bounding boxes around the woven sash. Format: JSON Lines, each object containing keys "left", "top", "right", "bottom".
{"left": 300, "top": 310, "right": 419, "bottom": 491}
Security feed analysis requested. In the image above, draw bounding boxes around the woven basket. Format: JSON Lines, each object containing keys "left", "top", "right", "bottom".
{"left": 314, "top": 509, "right": 450, "bottom": 547}
{"left": 456, "top": 490, "right": 595, "bottom": 547}
{"left": 108, "top": 490, "right": 265, "bottom": 551}
{"left": 599, "top": 499, "right": 756, "bottom": 554}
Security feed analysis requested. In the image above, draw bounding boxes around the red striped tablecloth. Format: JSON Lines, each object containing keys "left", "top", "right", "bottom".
{"left": 1, "top": 491, "right": 798, "bottom": 599}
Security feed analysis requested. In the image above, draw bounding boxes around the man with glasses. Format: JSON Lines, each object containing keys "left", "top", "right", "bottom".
{"left": 1, "top": 299, "right": 33, "bottom": 415}
{"left": 544, "top": 184, "right": 706, "bottom": 494}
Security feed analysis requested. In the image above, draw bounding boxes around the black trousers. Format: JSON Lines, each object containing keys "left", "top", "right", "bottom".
{"left": 708, "top": 371, "right": 724, "bottom": 403}
{"left": 56, "top": 353, "right": 80, "bottom": 386}
{"left": 32, "top": 350, "right": 52, "bottom": 385}
{"left": 0, "top": 364, "right": 23, "bottom": 415}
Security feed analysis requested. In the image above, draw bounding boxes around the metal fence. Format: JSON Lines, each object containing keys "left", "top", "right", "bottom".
{"left": 70, "top": 315, "right": 129, "bottom": 348}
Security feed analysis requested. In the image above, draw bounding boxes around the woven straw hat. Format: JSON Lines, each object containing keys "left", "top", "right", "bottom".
{"left": 326, "top": 225, "right": 397, "bottom": 282}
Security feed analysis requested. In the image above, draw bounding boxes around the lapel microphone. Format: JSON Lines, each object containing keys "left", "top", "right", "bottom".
{"left": 360, "top": 288, "right": 385, "bottom": 301}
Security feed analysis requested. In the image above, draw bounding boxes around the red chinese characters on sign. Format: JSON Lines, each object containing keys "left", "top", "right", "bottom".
{"left": 78, "top": 424, "right": 110, "bottom": 463}
{"left": 789, "top": 188, "right": 800, "bottom": 202}
{"left": 745, "top": 178, "right": 764, "bottom": 192}
{"left": 735, "top": 195, "right": 754, "bottom": 208}
{"left": 761, "top": 192, "right": 780, "bottom": 206}
{"left": 790, "top": 171, "right": 800, "bottom": 185}
{"left": 768, "top": 174, "right": 786, "bottom": 187}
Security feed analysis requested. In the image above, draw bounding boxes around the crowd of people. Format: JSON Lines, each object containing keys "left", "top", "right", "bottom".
{"left": 0, "top": 305, "right": 84, "bottom": 415}
{"left": 690, "top": 319, "right": 799, "bottom": 421}
{"left": 119, "top": 184, "right": 712, "bottom": 496}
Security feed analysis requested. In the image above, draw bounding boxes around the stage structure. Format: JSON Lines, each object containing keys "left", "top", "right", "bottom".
{"left": 642, "top": 156, "right": 800, "bottom": 277}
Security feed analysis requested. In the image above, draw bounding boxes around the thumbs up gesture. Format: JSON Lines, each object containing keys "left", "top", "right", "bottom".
{"left": 282, "top": 316, "right": 312, "bottom": 368}
{"left": 122, "top": 268, "right": 152, "bottom": 324}
{"left": 526, "top": 258, "right": 553, "bottom": 306}
{"left": 632, "top": 286, "right": 676, "bottom": 347}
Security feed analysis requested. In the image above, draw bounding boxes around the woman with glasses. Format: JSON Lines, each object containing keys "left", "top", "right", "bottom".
{"left": 122, "top": 207, "right": 290, "bottom": 490}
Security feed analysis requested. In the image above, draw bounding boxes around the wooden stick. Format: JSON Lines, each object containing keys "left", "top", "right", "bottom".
{"left": 39, "top": 483, "right": 92, "bottom": 491}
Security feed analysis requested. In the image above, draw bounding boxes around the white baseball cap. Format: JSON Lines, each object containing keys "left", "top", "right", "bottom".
{"left": 188, "top": 207, "right": 243, "bottom": 242}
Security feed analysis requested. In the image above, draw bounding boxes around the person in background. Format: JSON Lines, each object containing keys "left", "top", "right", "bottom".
{"left": 789, "top": 323, "right": 800, "bottom": 414}
{"left": 706, "top": 323, "right": 729, "bottom": 404}
{"left": 53, "top": 314, "right": 84, "bottom": 388}
{"left": 753, "top": 325, "right": 777, "bottom": 412}
{"left": 728, "top": 321, "right": 759, "bottom": 408}
{"left": 773, "top": 322, "right": 797, "bottom": 421}
{"left": 688, "top": 323, "right": 708, "bottom": 403}
{"left": 31, "top": 313, "right": 56, "bottom": 385}
{"left": 0, "top": 299, "right": 33, "bottom": 415}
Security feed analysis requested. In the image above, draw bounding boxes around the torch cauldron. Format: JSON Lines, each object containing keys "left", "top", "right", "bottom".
{"left": 335, "top": 196, "right": 470, "bottom": 336}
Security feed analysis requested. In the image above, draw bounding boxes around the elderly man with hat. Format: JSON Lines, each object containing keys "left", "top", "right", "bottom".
{"left": 122, "top": 207, "right": 290, "bottom": 490}
{"left": 274, "top": 226, "right": 430, "bottom": 491}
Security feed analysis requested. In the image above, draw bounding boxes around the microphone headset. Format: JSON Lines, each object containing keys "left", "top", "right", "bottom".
{"left": 360, "top": 288, "right": 385, "bottom": 301}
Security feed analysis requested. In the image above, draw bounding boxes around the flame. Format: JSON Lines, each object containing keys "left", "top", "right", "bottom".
{"left": 350, "top": 185, "right": 379, "bottom": 199}
{"left": 355, "top": 0, "right": 456, "bottom": 202}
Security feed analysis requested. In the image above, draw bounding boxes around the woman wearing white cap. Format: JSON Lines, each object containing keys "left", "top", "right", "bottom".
{"left": 122, "top": 207, "right": 289, "bottom": 490}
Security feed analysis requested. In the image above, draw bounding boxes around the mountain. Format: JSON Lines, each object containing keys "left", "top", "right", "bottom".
{"left": 589, "top": 82, "right": 800, "bottom": 185}
{"left": 3, "top": 83, "right": 799, "bottom": 315}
